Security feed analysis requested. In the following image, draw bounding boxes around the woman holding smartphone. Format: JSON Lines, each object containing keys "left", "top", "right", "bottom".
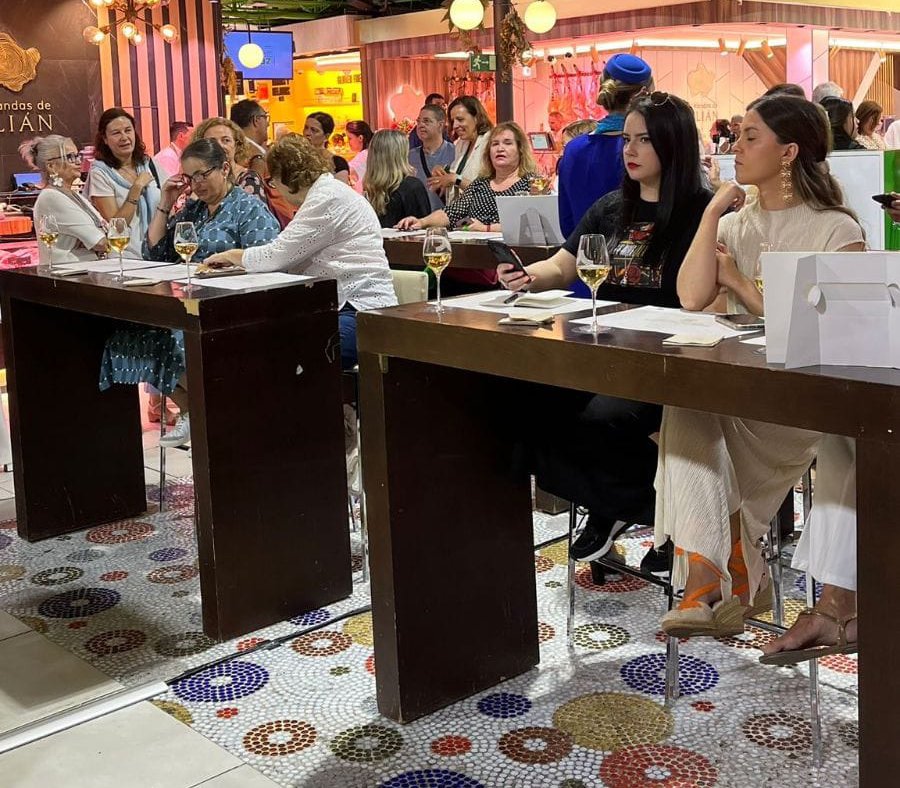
{"left": 498, "top": 92, "right": 712, "bottom": 573}
{"left": 655, "top": 94, "right": 865, "bottom": 638}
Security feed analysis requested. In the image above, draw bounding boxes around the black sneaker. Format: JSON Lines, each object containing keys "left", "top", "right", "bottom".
{"left": 640, "top": 538, "right": 673, "bottom": 578}
{"left": 569, "top": 516, "right": 630, "bottom": 562}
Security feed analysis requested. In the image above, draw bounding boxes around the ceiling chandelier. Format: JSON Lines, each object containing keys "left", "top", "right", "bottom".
{"left": 83, "top": 0, "right": 179, "bottom": 47}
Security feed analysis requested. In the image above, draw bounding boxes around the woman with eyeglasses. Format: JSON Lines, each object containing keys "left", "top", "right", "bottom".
{"left": 498, "top": 92, "right": 712, "bottom": 578}
{"left": 87, "top": 107, "right": 161, "bottom": 258}
{"left": 19, "top": 135, "right": 109, "bottom": 264}
{"left": 145, "top": 138, "right": 279, "bottom": 262}
{"left": 303, "top": 112, "right": 350, "bottom": 186}
{"left": 655, "top": 94, "right": 865, "bottom": 640}
{"left": 97, "top": 139, "right": 280, "bottom": 449}
{"left": 203, "top": 134, "right": 397, "bottom": 371}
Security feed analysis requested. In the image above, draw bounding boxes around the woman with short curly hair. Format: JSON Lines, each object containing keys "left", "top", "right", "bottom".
{"left": 204, "top": 134, "right": 397, "bottom": 369}
{"left": 191, "top": 116, "right": 265, "bottom": 199}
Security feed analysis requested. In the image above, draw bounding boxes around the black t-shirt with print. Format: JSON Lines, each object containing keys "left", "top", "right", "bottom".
{"left": 562, "top": 189, "right": 712, "bottom": 307}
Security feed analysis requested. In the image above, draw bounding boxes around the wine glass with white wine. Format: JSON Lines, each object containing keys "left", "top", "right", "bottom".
{"left": 38, "top": 215, "right": 59, "bottom": 271}
{"left": 754, "top": 242, "right": 773, "bottom": 297}
{"left": 174, "top": 221, "right": 200, "bottom": 295}
{"left": 573, "top": 234, "right": 611, "bottom": 336}
{"left": 107, "top": 217, "right": 130, "bottom": 281}
{"left": 530, "top": 162, "right": 552, "bottom": 195}
{"left": 423, "top": 227, "right": 452, "bottom": 312}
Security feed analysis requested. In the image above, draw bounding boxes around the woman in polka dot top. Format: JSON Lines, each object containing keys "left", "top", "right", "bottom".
{"left": 395, "top": 122, "right": 538, "bottom": 290}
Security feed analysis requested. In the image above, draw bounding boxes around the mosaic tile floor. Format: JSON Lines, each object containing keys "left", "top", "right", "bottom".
{"left": 0, "top": 478, "right": 859, "bottom": 787}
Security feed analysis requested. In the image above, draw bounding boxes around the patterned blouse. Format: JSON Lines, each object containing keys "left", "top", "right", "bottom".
{"left": 236, "top": 168, "right": 265, "bottom": 200}
{"left": 444, "top": 175, "right": 533, "bottom": 228}
{"left": 144, "top": 186, "right": 279, "bottom": 262}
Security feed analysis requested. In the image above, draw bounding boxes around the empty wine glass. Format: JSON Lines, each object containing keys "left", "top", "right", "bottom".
{"left": 174, "top": 222, "right": 200, "bottom": 294}
{"left": 107, "top": 217, "right": 130, "bottom": 281}
{"left": 573, "top": 234, "right": 611, "bottom": 336}
{"left": 38, "top": 215, "right": 59, "bottom": 271}
{"left": 423, "top": 227, "right": 452, "bottom": 312}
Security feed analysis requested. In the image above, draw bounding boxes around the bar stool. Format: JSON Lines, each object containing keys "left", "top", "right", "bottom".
{"left": 565, "top": 503, "right": 681, "bottom": 705}
{"left": 345, "top": 269, "right": 430, "bottom": 583}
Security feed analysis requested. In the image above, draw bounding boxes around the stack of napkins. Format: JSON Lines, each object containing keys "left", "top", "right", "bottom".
{"left": 482, "top": 289, "right": 573, "bottom": 309}
{"left": 498, "top": 310, "right": 556, "bottom": 326}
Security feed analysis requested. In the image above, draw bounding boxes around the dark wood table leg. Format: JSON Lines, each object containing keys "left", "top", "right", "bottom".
{"left": 2, "top": 298, "right": 145, "bottom": 539}
{"left": 856, "top": 436, "right": 900, "bottom": 786}
{"left": 360, "top": 353, "right": 538, "bottom": 723}
{"left": 186, "top": 308, "right": 352, "bottom": 641}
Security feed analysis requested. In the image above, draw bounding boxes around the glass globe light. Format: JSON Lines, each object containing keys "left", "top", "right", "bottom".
{"left": 239, "top": 42, "right": 265, "bottom": 70}
{"left": 449, "top": 0, "right": 484, "bottom": 32}
{"left": 523, "top": 1, "right": 557, "bottom": 35}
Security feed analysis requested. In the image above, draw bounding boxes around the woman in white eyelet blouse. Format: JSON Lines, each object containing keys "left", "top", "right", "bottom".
{"left": 204, "top": 134, "right": 397, "bottom": 369}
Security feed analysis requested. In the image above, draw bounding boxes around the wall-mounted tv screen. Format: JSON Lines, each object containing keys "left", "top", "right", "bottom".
{"left": 224, "top": 31, "right": 294, "bottom": 80}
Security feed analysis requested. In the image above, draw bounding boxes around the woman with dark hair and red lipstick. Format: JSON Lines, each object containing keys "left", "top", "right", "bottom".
{"left": 498, "top": 91, "right": 713, "bottom": 573}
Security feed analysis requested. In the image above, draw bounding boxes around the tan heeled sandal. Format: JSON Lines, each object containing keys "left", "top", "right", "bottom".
{"left": 661, "top": 550, "right": 746, "bottom": 638}
{"left": 759, "top": 608, "right": 858, "bottom": 665}
{"left": 729, "top": 539, "right": 773, "bottom": 619}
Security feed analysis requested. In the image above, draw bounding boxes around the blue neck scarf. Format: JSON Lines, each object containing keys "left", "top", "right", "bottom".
{"left": 91, "top": 158, "right": 154, "bottom": 233}
{"left": 592, "top": 114, "right": 626, "bottom": 135}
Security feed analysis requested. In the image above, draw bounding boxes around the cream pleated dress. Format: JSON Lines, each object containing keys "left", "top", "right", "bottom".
{"left": 654, "top": 200, "right": 865, "bottom": 603}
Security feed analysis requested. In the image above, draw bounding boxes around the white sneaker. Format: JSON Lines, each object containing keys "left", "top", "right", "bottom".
{"left": 159, "top": 413, "right": 191, "bottom": 448}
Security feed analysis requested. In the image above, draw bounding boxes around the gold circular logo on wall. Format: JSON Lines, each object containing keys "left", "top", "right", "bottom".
{"left": 0, "top": 33, "right": 41, "bottom": 93}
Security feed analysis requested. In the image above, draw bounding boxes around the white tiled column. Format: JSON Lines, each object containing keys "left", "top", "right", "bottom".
{"left": 786, "top": 28, "right": 830, "bottom": 99}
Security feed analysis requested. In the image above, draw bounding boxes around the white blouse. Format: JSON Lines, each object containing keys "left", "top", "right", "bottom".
{"left": 447, "top": 131, "right": 490, "bottom": 202}
{"left": 32, "top": 187, "right": 107, "bottom": 265}
{"left": 242, "top": 173, "right": 398, "bottom": 312}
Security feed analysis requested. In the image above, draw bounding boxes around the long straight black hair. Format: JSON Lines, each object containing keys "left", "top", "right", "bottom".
{"left": 618, "top": 93, "right": 705, "bottom": 261}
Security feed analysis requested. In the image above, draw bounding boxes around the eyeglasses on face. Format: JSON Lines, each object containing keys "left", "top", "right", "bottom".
{"left": 183, "top": 165, "right": 220, "bottom": 184}
{"left": 254, "top": 113, "right": 269, "bottom": 123}
{"left": 49, "top": 152, "right": 82, "bottom": 163}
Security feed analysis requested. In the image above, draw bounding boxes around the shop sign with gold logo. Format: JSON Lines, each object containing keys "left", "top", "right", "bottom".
{"left": 0, "top": 33, "right": 41, "bottom": 92}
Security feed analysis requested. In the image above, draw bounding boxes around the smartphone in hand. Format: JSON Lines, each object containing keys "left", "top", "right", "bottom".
{"left": 872, "top": 193, "right": 896, "bottom": 208}
{"left": 487, "top": 239, "right": 528, "bottom": 275}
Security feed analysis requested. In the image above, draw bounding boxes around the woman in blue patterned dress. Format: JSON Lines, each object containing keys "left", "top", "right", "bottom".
{"left": 99, "top": 138, "right": 279, "bottom": 448}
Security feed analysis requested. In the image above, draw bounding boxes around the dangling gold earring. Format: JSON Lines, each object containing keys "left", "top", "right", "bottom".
{"left": 780, "top": 160, "right": 793, "bottom": 204}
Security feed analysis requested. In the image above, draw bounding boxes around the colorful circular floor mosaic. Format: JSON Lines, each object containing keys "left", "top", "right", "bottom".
{"left": 0, "top": 485, "right": 861, "bottom": 787}
{"left": 620, "top": 653, "right": 719, "bottom": 696}
{"left": 38, "top": 587, "right": 120, "bottom": 618}
{"left": 553, "top": 692, "right": 673, "bottom": 751}
{"left": 173, "top": 661, "right": 269, "bottom": 703}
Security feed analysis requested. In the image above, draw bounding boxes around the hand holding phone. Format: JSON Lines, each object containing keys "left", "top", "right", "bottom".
{"left": 488, "top": 239, "right": 534, "bottom": 293}
{"left": 872, "top": 193, "right": 898, "bottom": 208}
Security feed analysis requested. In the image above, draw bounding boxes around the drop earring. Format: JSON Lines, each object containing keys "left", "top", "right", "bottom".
{"left": 780, "top": 160, "right": 793, "bottom": 204}
{"left": 49, "top": 168, "right": 64, "bottom": 188}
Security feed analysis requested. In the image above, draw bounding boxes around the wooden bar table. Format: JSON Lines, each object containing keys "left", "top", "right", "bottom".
{"left": 0, "top": 267, "right": 352, "bottom": 641}
{"left": 357, "top": 302, "right": 899, "bottom": 785}
{"left": 382, "top": 235, "right": 556, "bottom": 270}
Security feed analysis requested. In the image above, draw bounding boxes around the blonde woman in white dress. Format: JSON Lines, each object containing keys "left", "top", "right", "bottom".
{"left": 656, "top": 94, "right": 865, "bottom": 638}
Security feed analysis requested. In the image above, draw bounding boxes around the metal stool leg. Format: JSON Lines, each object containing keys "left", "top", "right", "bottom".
{"left": 664, "top": 636, "right": 680, "bottom": 706}
{"left": 566, "top": 503, "right": 577, "bottom": 647}
{"left": 805, "top": 569, "right": 823, "bottom": 765}
{"left": 158, "top": 395, "right": 167, "bottom": 512}
{"left": 767, "top": 516, "right": 784, "bottom": 627}
{"left": 663, "top": 579, "right": 680, "bottom": 705}
{"left": 352, "top": 386, "right": 369, "bottom": 585}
